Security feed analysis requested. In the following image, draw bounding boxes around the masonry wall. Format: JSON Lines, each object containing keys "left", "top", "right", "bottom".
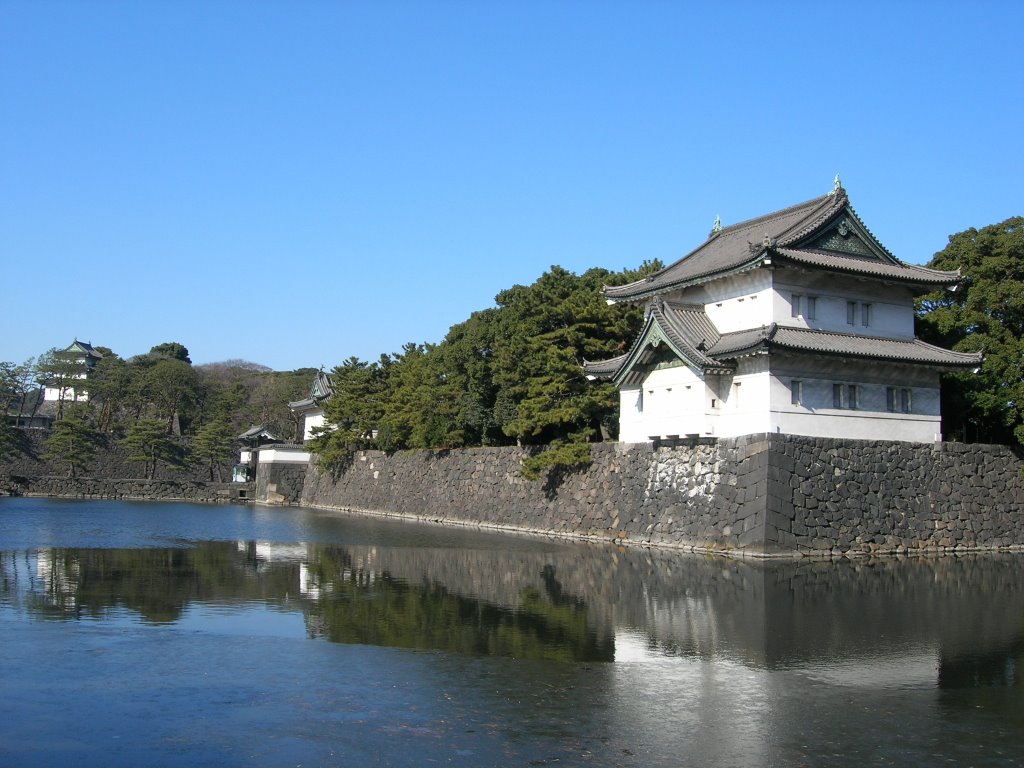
{"left": 255, "top": 460, "right": 308, "bottom": 505}
{"left": 301, "top": 436, "right": 771, "bottom": 554}
{"left": 5, "top": 476, "right": 252, "bottom": 503}
{"left": 299, "top": 435, "right": 1024, "bottom": 557}
{"left": 0, "top": 429, "right": 249, "bottom": 503}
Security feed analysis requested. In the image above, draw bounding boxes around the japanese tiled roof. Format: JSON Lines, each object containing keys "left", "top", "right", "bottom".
{"left": 708, "top": 324, "right": 983, "bottom": 368}
{"left": 584, "top": 301, "right": 733, "bottom": 385}
{"left": 584, "top": 307, "right": 982, "bottom": 383}
{"left": 237, "top": 424, "right": 282, "bottom": 442}
{"left": 66, "top": 339, "right": 103, "bottom": 360}
{"left": 604, "top": 188, "right": 961, "bottom": 303}
{"left": 288, "top": 370, "right": 334, "bottom": 411}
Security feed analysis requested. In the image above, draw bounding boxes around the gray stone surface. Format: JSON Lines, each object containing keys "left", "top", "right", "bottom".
{"left": 299, "top": 435, "right": 1024, "bottom": 557}
{"left": 0, "top": 428, "right": 249, "bottom": 502}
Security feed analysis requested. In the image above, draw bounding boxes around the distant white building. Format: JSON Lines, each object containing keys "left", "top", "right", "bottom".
{"left": 585, "top": 183, "right": 982, "bottom": 444}
{"left": 42, "top": 339, "right": 102, "bottom": 404}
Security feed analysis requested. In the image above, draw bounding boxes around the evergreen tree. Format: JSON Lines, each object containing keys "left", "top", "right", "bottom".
{"left": 917, "top": 217, "right": 1024, "bottom": 445}
{"left": 191, "top": 419, "right": 236, "bottom": 481}
{"left": 122, "top": 419, "right": 186, "bottom": 480}
{"left": 42, "top": 413, "right": 102, "bottom": 478}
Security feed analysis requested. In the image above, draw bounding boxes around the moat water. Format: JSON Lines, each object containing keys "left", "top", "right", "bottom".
{"left": 1, "top": 497, "right": 1022, "bottom": 767}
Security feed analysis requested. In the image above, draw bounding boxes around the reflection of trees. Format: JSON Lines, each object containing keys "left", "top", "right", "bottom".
{"left": 6, "top": 543, "right": 301, "bottom": 624}
{"left": 304, "top": 547, "right": 613, "bottom": 662}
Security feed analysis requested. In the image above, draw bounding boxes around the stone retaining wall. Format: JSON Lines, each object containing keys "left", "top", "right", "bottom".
{"left": 298, "top": 435, "right": 1024, "bottom": 557}
{"left": 255, "top": 460, "right": 307, "bottom": 505}
{"left": 770, "top": 436, "right": 1024, "bottom": 555}
{"left": 5, "top": 476, "right": 252, "bottom": 503}
{"left": 300, "top": 436, "right": 771, "bottom": 552}
{"left": 0, "top": 429, "right": 233, "bottom": 482}
{"left": 0, "top": 428, "right": 249, "bottom": 503}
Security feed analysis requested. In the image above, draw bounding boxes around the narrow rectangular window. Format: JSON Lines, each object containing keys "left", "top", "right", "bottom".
{"left": 791, "top": 380, "right": 803, "bottom": 406}
{"left": 861, "top": 303, "right": 872, "bottom": 327}
{"left": 806, "top": 296, "right": 817, "bottom": 321}
{"left": 791, "top": 294, "right": 802, "bottom": 318}
{"left": 833, "top": 383, "right": 844, "bottom": 408}
{"left": 637, "top": 390, "right": 644, "bottom": 413}
{"left": 847, "top": 301, "right": 857, "bottom": 325}
{"left": 886, "top": 386, "right": 897, "bottom": 412}
{"left": 848, "top": 384, "right": 859, "bottom": 410}
{"left": 901, "top": 388, "right": 912, "bottom": 413}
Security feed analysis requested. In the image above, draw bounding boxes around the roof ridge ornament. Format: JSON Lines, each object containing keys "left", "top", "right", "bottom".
{"left": 829, "top": 173, "right": 843, "bottom": 196}
{"left": 710, "top": 215, "right": 722, "bottom": 237}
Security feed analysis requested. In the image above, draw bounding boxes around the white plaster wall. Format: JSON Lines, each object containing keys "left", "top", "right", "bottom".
{"left": 678, "top": 269, "right": 775, "bottom": 334}
{"left": 769, "top": 355, "right": 942, "bottom": 442}
{"left": 43, "top": 385, "right": 88, "bottom": 402}
{"left": 772, "top": 271, "right": 916, "bottom": 339}
{"left": 257, "top": 447, "right": 312, "bottom": 464}
{"left": 619, "top": 364, "right": 707, "bottom": 443}
{"left": 708, "top": 356, "right": 773, "bottom": 438}
{"left": 303, "top": 410, "right": 326, "bottom": 442}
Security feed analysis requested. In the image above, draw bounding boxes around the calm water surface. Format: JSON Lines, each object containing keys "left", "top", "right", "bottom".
{"left": 1, "top": 497, "right": 1022, "bottom": 767}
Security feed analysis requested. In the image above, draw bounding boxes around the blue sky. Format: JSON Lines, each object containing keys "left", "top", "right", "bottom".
{"left": 3, "top": 1, "right": 1022, "bottom": 371}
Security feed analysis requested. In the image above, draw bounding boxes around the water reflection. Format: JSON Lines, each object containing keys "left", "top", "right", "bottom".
{"left": 0, "top": 542, "right": 613, "bottom": 662}
{"left": 2, "top": 499, "right": 1024, "bottom": 766}
{"left": 3, "top": 539, "right": 1024, "bottom": 685}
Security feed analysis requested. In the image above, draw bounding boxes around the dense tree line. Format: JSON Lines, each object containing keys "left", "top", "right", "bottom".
{"left": 310, "top": 262, "right": 661, "bottom": 476}
{"left": 1, "top": 342, "right": 315, "bottom": 478}
{"left": 7, "top": 216, "right": 1019, "bottom": 481}
{"left": 917, "top": 216, "right": 1024, "bottom": 447}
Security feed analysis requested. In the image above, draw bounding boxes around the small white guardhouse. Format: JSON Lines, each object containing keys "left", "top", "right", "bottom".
{"left": 585, "top": 182, "right": 982, "bottom": 444}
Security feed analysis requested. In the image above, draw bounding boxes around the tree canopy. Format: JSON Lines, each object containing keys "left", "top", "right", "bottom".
{"left": 917, "top": 216, "right": 1024, "bottom": 446}
{"left": 311, "top": 261, "right": 661, "bottom": 475}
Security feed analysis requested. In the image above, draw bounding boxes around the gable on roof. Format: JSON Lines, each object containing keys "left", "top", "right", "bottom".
{"left": 585, "top": 302, "right": 733, "bottom": 386}
{"left": 796, "top": 211, "right": 896, "bottom": 262}
{"left": 310, "top": 370, "right": 333, "bottom": 400}
{"left": 603, "top": 186, "right": 961, "bottom": 303}
{"left": 65, "top": 340, "right": 103, "bottom": 360}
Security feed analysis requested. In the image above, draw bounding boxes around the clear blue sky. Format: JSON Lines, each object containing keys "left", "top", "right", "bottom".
{"left": 3, "top": 1, "right": 1022, "bottom": 371}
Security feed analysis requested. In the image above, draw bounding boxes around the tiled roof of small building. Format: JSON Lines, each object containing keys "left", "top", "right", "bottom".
{"left": 604, "top": 188, "right": 961, "bottom": 302}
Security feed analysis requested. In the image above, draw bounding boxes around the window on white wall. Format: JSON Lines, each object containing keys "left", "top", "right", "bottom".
{"left": 791, "top": 294, "right": 802, "bottom": 318}
{"left": 847, "top": 301, "right": 857, "bottom": 325}
{"left": 887, "top": 386, "right": 913, "bottom": 413}
{"left": 636, "top": 390, "right": 644, "bottom": 413}
{"left": 861, "top": 303, "right": 872, "bottom": 327}
{"left": 791, "top": 380, "right": 803, "bottom": 405}
{"left": 806, "top": 296, "right": 817, "bottom": 320}
{"left": 833, "top": 383, "right": 858, "bottom": 409}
